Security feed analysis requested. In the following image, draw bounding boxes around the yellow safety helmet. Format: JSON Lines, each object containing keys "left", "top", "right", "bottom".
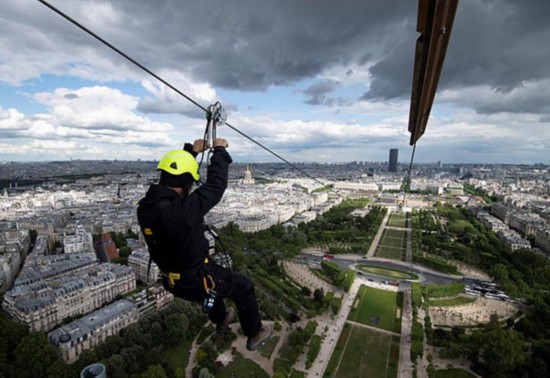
{"left": 157, "top": 150, "right": 199, "bottom": 181}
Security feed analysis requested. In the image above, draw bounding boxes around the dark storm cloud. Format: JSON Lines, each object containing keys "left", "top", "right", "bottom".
{"left": 5, "top": 0, "right": 549, "bottom": 117}
{"left": 302, "top": 80, "right": 339, "bottom": 106}
{"left": 362, "top": 0, "right": 550, "bottom": 116}
{"left": 21, "top": 0, "right": 414, "bottom": 90}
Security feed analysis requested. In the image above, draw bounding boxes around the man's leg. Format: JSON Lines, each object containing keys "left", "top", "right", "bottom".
{"left": 229, "top": 272, "right": 262, "bottom": 338}
{"left": 207, "top": 296, "right": 227, "bottom": 325}
{"left": 209, "top": 264, "right": 262, "bottom": 338}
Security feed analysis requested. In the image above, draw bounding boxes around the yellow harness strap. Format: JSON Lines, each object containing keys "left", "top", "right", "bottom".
{"left": 163, "top": 257, "right": 210, "bottom": 288}
{"left": 167, "top": 272, "right": 180, "bottom": 287}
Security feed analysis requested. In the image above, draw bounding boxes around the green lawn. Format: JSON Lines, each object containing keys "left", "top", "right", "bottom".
{"left": 381, "top": 231, "right": 405, "bottom": 248}
{"left": 348, "top": 286, "right": 402, "bottom": 334}
{"left": 435, "top": 368, "right": 476, "bottom": 378}
{"left": 387, "top": 213, "right": 407, "bottom": 228}
{"left": 324, "top": 324, "right": 397, "bottom": 378}
{"left": 375, "top": 245, "right": 405, "bottom": 260}
{"left": 215, "top": 352, "right": 269, "bottom": 378}
{"left": 289, "top": 369, "right": 307, "bottom": 377}
{"left": 384, "top": 229, "right": 407, "bottom": 239}
{"left": 356, "top": 265, "right": 418, "bottom": 280}
{"left": 258, "top": 335, "right": 279, "bottom": 359}
{"left": 162, "top": 339, "right": 193, "bottom": 373}
{"left": 325, "top": 323, "right": 352, "bottom": 376}
{"left": 423, "top": 283, "right": 465, "bottom": 298}
{"left": 375, "top": 229, "right": 406, "bottom": 260}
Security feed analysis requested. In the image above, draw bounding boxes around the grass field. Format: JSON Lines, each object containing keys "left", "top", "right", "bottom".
{"left": 324, "top": 324, "right": 398, "bottom": 378}
{"left": 375, "top": 245, "right": 404, "bottom": 260}
{"left": 423, "top": 283, "right": 465, "bottom": 298}
{"left": 434, "top": 368, "right": 476, "bottom": 378}
{"left": 374, "top": 245, "right": 405, "bottom": 260}
{"left": 375, "top": 229, "right": 406, "bottom": 260}
{"left": 348, "top": 286, "right": 402, "bottom": 334}
{"left": 356, "top": 264, "right": 418, "bottom": 280}
{"left": 216, "top": 352, "right": 269, "bottom": 378}
{"left": 387, "top": 213, "right": 407, "bottom": 228}
{"left": 162, "top": 339, "right": 193, "bottom": 374}
{"left": 382, "top": 229, "right": 406, "bottom": 246}
{"left": 258, "top": 335, "right": 279, "bottom": 359}
{"left": 289, "top": 368, "right": 307, "bottom": 377}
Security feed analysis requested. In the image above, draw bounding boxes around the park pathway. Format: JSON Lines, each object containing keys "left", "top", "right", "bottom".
{"left": 345, "top": 320, "right": 400, "bottom": 337}
{"left": 398, "top": 288, "right": 414, "bottom": 378}
{"left": 307, "top": 278, "right": 363, "bottom": 377}
{"left": 367, "top": 209, "right": 392, "bottom": 258}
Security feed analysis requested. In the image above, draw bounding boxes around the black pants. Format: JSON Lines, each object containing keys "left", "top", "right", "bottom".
{"left": 162, "top": 263, "right": 262, "bottom": 338}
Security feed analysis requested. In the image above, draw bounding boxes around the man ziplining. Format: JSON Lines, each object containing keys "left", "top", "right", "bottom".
{"left": 137, "top": 137, "right": 271, "bottom": 351}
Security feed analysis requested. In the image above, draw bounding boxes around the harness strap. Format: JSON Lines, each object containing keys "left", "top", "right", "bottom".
{"left": 161, "top": 257, "right": 210, "bottom": 288}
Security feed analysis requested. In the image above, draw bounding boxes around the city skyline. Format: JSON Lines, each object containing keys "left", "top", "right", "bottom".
{"left": 0, "top": 0, "right": 549, "bottom": 164}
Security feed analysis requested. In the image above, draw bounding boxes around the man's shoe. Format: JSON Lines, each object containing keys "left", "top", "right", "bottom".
{"left": 216, "top": 307, "right": 235, "bottom": 335}
{"left": 246, "top": 324, "right": 272, "bottom": 351}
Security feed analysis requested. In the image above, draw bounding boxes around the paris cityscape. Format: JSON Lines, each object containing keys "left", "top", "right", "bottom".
{"left": 1, "top": 0, "right": 550, "bottom": 377}
{"left": 1, "top": 154, "right": 548, "bottom": 377}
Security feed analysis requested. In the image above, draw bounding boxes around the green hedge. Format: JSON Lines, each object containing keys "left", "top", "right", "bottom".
{"left": 411, "top": 320, "right": 424, "bottom": 362}
{"left": 306, "top": 335, "right": 322, "bottom": 369}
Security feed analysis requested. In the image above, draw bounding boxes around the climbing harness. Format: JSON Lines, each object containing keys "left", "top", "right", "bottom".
{"left": 201, "top": 267, "right": 217, "bottom": 312}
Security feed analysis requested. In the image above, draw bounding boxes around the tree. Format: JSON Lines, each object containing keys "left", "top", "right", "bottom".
{"left": 314, "top": 288, "right": 324, "bottom": 303}
{"left": 119, "top": 246, "right": 132, "bottom": 258}
{"left": 164, "top": 313, "right": 189, "bottom": 345}
{"left": 490, "top": 263, "right": 509, "bottom": 282}
{"left": 198, "top": 367, "right": 215, "bottom": 378}
{"left": 46, "top": 361, "right": 76, "bottom": 378}
{"left": 174, "top": 367, "right": 185, "bottom": 378}
{"left": 14, "top": 332, "right": 61, "bottom": 378}
{"left": 468, "top": 320, "right": 526, "bottom": 377}
{"left": 141, "top": 364, "right": 167, "bottom": 378}
{"left": 103, "top": 354, "right": 127, "bottom": 378}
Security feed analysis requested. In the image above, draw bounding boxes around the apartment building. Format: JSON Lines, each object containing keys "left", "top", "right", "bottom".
{"left": 128, "top": 248, "right": 159, "bottom": 283}
{"left": 48, "top": 299, "right": 138, "bottom": 363}
{"left": 2, "top": 262, "right": 135, "bottom": 332}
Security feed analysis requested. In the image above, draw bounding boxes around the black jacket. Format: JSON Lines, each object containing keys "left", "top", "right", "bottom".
{"left": 137, "top": 147, "right": 232, "bottom": 273}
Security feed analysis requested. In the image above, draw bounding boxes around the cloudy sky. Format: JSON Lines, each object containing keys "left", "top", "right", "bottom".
{"left": 1, "top": 0, "right": 549, "bottom": 164}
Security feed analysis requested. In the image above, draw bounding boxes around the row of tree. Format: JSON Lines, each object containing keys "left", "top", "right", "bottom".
{"left": 0, "top": 298, "right": 207, "bottom": 378}
{"left": 416, "top": 203, "right": 550, "bottom": 376}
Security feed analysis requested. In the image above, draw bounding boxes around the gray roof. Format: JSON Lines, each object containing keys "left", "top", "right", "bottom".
{"left": 48, "top": 299, "right": 137, "bottom": 346}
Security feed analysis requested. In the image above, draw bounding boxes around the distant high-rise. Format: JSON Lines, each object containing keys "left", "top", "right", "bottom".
{"left": 389, "top": 149, "right": 398, "bottom": 172}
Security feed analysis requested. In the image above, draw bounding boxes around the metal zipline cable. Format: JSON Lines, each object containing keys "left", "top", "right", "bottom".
{"left": 403, "top": 143, "right": 417, "bottom": 206}
{"left": 38, "top": 0, "right": 341, "bottom": 197}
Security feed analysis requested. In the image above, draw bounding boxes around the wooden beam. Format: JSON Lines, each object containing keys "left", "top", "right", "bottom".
{"left": 408, "top": 0, "right": 458, "bottom": 145}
